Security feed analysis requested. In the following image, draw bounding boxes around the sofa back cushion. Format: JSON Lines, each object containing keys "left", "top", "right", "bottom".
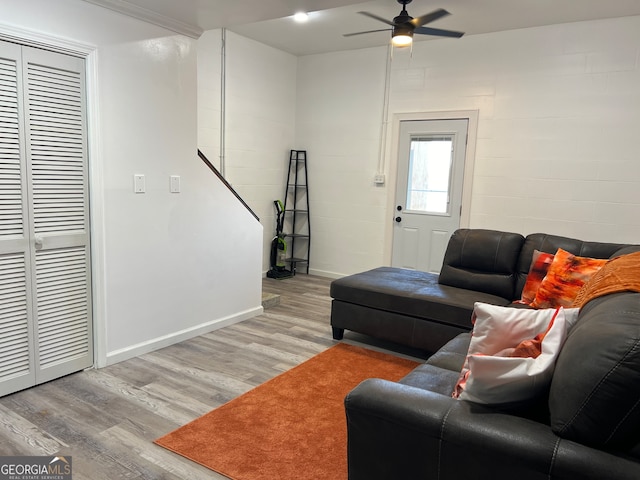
{"left": 612, "top": 245, "right": 640, "bottom": 257}
{"left": 515, "top": 233, "right": 628, "bottom": 299}
{"left": 439, "top": 229, "right": 525, "bottom": 299}
{"left": 549, "top": 292, "right": 640, "bottom": 448}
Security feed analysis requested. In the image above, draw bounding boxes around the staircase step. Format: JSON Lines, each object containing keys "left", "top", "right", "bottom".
{"left": 262, "top": 293, "right": 281, "bottom": 309}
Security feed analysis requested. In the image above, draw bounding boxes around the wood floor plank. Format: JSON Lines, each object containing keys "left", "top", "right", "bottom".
{"left": 0, "top": 403, "right": 66, "bottom": 455}
{"left": 98, "top": 425, "right": 220, "bottom": 480}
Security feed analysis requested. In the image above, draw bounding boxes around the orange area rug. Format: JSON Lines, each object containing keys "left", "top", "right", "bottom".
{"left": 154, "top": 343, "right": 419, "bottom": 480}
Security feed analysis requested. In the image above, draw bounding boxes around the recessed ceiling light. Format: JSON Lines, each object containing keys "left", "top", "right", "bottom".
{"left": 293, "top": 12, "right": 309, "bottom": 23}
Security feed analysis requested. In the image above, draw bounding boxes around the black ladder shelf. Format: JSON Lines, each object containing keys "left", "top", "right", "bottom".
{"left": 283, "top": 150, "right": 310, "bottom": 275}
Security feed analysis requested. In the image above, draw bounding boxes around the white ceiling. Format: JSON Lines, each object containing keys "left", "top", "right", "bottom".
{"left": 83, "top": 0, "right": 640, "bottom": 56}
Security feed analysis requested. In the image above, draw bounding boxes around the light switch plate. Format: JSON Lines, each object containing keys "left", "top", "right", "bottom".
{"left": 170, "top": 175, "right": 181, "bottom": 193}
{"left": 134, "top": 174, "right": 145, "bottom": 193}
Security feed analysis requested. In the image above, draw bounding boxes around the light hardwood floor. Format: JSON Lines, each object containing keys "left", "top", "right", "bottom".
{"left": 0, "top": 274, "right": 425, "bottom": 479}
{"left": 0, "top": 275, "right": 404, "bottom": 479}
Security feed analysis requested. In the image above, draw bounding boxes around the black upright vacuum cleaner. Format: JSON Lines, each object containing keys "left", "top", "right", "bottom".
{"left": 267, "top": 200, "right": 292, "bottom": 279}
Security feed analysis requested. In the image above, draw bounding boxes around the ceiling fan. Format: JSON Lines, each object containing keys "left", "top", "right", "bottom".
{"left": 344, "top": 0, "right": 464, "bottom": 47}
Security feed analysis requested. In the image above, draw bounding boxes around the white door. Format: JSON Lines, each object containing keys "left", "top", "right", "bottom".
{"left": 392, "top": 119, "right": 468, "bottom": 273}
{"left": 0, "top": 41, "right": 92, "bottom": 396}
{"left": 0, "top": 40, "right": 36, "bottom": 395}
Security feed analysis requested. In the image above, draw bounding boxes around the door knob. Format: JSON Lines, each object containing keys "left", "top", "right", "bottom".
{"left": 395, "top": 216, "right": 402, "bottom": 223}
{"left": 34, "top": 237, "right": 43, "bottom": 250}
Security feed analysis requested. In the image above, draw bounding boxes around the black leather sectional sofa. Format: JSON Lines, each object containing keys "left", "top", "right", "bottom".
{"left": 330, "top": 228, "right": 635, "bottom": 352}
{"left": 330, "top": 229, "right": 640, "bottom": 479}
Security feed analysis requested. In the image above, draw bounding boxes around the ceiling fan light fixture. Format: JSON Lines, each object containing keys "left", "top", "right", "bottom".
{"left": 392, "top": 25, "right": 413, "bottom": 47}
{"left": 392, "top": 32, "right": 413, "bottom": 47}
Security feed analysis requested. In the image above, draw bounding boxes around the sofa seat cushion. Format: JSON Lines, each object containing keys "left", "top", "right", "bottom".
{"left": 425, "top": 332, "right": 471, "bottom": 371}
{"left": 330, "top": 267, "right": 511, "bottom": 330}
{"left": 398, "top": 334, "right": 471, "bottom": 396}
{"left": 399, "top": 363, "right": 461, "bottom": 396}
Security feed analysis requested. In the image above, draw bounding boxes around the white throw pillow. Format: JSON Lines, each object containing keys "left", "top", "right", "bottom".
{"left": 453, "top": 302, "right": 579, "bottom": 405}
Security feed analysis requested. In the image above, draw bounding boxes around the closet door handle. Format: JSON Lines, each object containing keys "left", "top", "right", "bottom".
{"left": 34, "top": 237, "right": 43, "bottom": 250}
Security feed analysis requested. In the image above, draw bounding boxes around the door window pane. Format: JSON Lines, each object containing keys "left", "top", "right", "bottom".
{"left": 406, "top": 135, "right": 453, "bottom": 214}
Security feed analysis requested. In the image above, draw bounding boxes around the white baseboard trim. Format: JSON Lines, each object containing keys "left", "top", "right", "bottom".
{"left": 308, "top": 268, "right": 344, "bottom": 279}
{"left": 262, "top": 269, "right": 343, "bottom": 279}
{"left": 105, "top": 306, "right": 263, "bottom": 366}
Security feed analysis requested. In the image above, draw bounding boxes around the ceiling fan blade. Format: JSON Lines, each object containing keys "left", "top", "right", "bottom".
{"left": 358, "top": 11, "right": 397, "bottom": 27}
{"left": 410, "top": 8, "right": 450, "bottom": 28}
{"left": 343, "top": 28, "right": 392, "bottom": 37}
{"left": 414, "top": 26, "right": 464, "bottom": 38}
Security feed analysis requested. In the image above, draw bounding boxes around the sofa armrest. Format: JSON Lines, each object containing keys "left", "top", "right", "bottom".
{"left": 345, "top": 378, "right": 640, "bottom": 480}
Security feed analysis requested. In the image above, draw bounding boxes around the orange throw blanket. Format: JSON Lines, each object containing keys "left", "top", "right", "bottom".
{"left": 572, "top": 251, "right": 640, "bottom": 308}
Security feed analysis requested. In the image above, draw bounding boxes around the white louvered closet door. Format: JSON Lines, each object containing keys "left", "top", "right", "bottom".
{"left": 0, "top": 41, "right": 92, "bottom": 396}
{"left": 0, "top": 40, "right": 36, "bottom": 396}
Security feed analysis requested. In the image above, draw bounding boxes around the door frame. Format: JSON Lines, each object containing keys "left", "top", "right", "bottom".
{"left": 0, "top": 25, "right": 108, "bottom": 368}
{"left": 384, "top": 110, "right": 479, "bottom": 265}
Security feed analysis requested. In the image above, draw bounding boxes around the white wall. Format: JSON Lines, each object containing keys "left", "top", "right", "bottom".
{"left": 198, "top": 31, "right": 297, "bottom": 273}
{"left": 297, "top": 15, "right": 640, "bottom": 278}
{"left": 295, "top": 48, "right": 389, "bottom": 277}
{"left": 0, "top": 0, "right": 263, "bottom": 366}
{"left": 197, "top": 30, "right": 222, "bottom": 170}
